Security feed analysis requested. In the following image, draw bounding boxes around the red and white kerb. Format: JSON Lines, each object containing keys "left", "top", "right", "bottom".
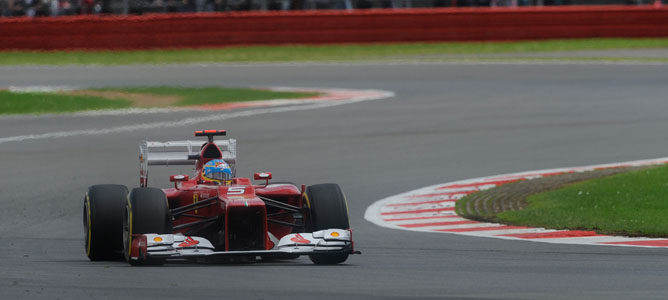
{"left": 365, "top": 157, "right": 668, "bottom": 248}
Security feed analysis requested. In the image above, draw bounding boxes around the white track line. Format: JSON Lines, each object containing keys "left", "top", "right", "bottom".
{"left": 365, "top": 157, "right": 668, "bottom": 248}
{"left": 0, "top": 87, "right": 394, "bottom": 144}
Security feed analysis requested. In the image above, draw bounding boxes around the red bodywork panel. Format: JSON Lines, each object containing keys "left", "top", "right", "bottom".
{"left": 155, "top": 133, "right": 304, "bottom": 252}
{"left": 163, "top": 177, "right": 302, "bottom": 251}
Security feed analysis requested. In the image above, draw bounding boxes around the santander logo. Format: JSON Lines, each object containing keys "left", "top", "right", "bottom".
{"left": 290, "top": 234, "right": 310, "bottom": 244}
{"left": 178, "top": 236, "right": 200, "bottom": 247}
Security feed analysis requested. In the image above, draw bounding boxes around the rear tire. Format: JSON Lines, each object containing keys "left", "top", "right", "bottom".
{"left": 304, "top": 183, "right": 350, "bottom": 265}
{"left": 123, "top": 187, "right": 171, "bottom": 265}
{"left": 84, "top": 184, "right": 128, "bottom": 261}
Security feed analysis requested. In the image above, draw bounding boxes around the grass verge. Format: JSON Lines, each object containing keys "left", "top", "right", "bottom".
{"left": 0, "top": 86, "right": 318, "bottom": 115}
{"left": 497, "top": 165, "right": 668, "bottom": 237}
{"left": 1, "top": 38, "right": 668, "bottom": 65}
{"left": 0, "top": 91, "right": 132, "bottom": 114}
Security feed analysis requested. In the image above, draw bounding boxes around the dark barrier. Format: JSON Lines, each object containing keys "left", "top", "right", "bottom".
{"left": 2, "top": 6, "right": 668, "bottom": 50}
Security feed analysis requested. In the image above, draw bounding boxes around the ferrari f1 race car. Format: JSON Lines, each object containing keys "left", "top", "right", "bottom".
{"left": 83, "top": 130, "right": 359, "bottom": 265}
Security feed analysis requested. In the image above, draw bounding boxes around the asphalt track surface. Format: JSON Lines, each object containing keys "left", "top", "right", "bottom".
{"left": 2, "top": 62, "right": 668, "bottom": 299}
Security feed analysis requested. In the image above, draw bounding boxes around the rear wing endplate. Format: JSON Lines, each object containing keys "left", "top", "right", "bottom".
{"left": 139, "top": 139, "right": 236, "bottom": 187}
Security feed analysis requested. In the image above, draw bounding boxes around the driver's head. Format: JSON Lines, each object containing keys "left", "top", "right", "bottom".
{"left": 201, "top": 159, "right": 232, "bottom": 184}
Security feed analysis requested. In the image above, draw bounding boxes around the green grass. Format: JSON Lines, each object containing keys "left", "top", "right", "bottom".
{"left": 0, "top": 86, "right": 318, "bottom": 115}
{"left": 0, "top": 91, "right": 131, "bottom": 114}
{"left": 498, "top": 165, "right": 668, "bottom": 237}
{"left": 2, "top": 38, "right": 668, "bottom": 65}
{"left": 93, "top": 86, "right": 319, "bottom": 106}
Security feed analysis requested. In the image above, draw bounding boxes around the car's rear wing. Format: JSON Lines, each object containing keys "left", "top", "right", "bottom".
{"left": 139, "top": 139, "right": 237, "bottom": 187}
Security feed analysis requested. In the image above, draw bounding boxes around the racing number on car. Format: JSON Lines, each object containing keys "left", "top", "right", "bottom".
{"left": 228, "top": 187, "right": 245, "bottom": 195}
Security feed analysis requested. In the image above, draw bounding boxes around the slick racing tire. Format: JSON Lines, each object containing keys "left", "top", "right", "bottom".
{"left": 84, "top": 184, "right": 128, "bottom": 261}
{"left": 304, "top": 183, "right": 350, "bottom": 265}
{"left": 124, "top": 187, "right": 171, "bottom": 265}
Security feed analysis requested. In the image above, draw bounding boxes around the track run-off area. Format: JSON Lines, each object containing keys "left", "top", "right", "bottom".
{"left": 2, "top": 61, "right": 668, "bottom": 299}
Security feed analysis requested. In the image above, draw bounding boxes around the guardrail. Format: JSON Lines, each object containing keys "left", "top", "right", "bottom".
{"left": 1, "top": 6, "right": 668, "bottom": 50}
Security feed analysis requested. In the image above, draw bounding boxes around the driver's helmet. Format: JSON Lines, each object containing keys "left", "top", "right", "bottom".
{"left": 201, "top": 159, "right": 232, "bottom": 184}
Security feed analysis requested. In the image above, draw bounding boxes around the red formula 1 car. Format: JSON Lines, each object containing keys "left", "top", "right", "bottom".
{"left": 83, "top": 130, "right": 359, "bottom": 265}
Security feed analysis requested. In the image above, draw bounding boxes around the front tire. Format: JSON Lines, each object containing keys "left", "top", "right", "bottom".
{"left": 123, "top": 187, "right": 171, "bottom": 265}
{"left": 304, "top": 183, "right": 350, "bottom": 265}
{"left": 84, "top": 184, "right": 128, "bottom": 261}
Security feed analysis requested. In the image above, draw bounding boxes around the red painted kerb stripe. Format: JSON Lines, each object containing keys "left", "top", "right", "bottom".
{"left": 500, "top": 230, "right": 602, "bottom": 239}
{"left": 399, "top": 220, "right": 479, "bottom": 228}
{"left": 436, "top": 179, "right": 521, "bottom": 190}
{"left": 387, "top": 199, "right": 457, "bottom": 207}
{"left": 383, "top": 215, "right": 460, "bottom": 222}
{"left": 381, "top": 207, "right": 455, "bottom": 215}
{"left": 437, "top": 225, "right": 530, "bottom": 232}
{"left": 406, "top": 190, "right": 476, "bottom": 198}
{"left": 602, "top": 240, "right": 668, "bottom": 247}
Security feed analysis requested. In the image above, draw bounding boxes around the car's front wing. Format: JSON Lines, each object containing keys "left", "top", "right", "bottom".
{"left": 128, "top": 229, "right": 359, "bottom": 263}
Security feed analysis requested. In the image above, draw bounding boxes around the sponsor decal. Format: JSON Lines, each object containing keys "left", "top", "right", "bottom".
{"left": 178, "top": 236, "right": 200, "bottom": 248}
{"left": 193, "top": 192, "right": 199, "bottom": 214}
{"left": 290, "top": 234, "right": 311, "bottom": 244}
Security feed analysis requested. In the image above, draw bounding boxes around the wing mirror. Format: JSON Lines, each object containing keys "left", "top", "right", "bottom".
{"left": 169, "top": 174, "right": 189, "bottom": 188}
{"left": 254, "top": 172, "right": 272, "bottom": 185}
